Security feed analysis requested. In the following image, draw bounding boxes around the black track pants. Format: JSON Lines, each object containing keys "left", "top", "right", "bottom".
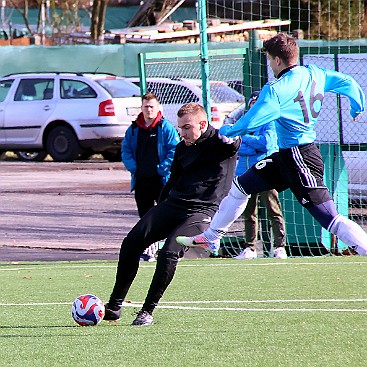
{"left": 109, "top": 200, "right": 214, "bottom": 312}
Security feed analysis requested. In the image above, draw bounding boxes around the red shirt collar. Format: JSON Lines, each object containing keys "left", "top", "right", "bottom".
{"left": 136, "top": 111, "right": 163, "bottom": 129}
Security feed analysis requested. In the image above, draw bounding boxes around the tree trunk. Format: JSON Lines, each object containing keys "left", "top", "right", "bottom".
{"left": 90, "top": 0, "right": 100, "bottom": 44}
{"left": 362, "top": 0, "right": 367, "bottom": 37}
{"left": 97, "top": 0, "right": 107, "bottom": 45}
{"left": 8, "top": 0, "right": 32, "bottom": 34}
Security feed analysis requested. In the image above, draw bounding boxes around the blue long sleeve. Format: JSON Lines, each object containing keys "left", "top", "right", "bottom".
{"left": 219, "top": 64, "right": 365, "bottom": 149}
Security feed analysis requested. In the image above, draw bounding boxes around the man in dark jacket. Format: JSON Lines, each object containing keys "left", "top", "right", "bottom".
{"left": 104, "top": 102, "right": 240, "bottom": 326}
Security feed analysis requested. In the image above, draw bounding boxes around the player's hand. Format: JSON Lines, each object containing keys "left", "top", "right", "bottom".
{"left": 353, "top": 113, "right": 361, "bottom": 121}
{"left": 218, "top": 133, "right": 239, "bottom": 144}
{"left": 218, "top": 133, "right": 233, "bottom": 144}
{"left": 218, "top": 125, "right": 240, "bottom": 144}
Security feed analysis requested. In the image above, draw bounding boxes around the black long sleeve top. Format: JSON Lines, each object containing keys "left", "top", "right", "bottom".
{"left": 159, "top": 125, "right": 240, "bottom": 212}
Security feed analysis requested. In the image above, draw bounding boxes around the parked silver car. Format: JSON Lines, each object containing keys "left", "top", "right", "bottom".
{"left": 0, "top": 72, "right": 142, "bottom": 162}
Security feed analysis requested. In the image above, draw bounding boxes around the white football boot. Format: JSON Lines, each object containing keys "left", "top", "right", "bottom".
{"left": 176, "top": 234, "right": 220, "bottom": 254}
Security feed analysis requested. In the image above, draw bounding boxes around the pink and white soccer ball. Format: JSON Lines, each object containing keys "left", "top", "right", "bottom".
{"left": 71, "top": 294, "right": 105, "bottom": 326}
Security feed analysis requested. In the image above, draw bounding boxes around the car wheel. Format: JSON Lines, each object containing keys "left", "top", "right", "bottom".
{"left": 102, "top": 151, "right": 121, "bottom": 162}
{"left": 46, "top": 126, "right": 80, "bottom": 162}
{"left": 16, "top": 151, "right": 48, "bottom": 162}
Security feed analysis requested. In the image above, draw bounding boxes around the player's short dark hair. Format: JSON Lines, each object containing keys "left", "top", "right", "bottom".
{"left": 177, "top": 102, "right": 207, "bottom": 119}
{"left": 142, "top": 92, "right": 159, "bottom": 103}
{"left": 262, "top": 33, "right": 299, "bottom": 65}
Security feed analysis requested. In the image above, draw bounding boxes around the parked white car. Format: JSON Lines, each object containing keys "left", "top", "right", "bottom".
{"left": 0, "top": 72, "right": 142, "bottom": 162}
{"left": 127, "top": 77, "right": 245, "bottom": 129}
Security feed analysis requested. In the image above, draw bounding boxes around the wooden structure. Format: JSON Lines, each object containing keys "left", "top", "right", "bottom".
{"left": 114, "top": 19, "right": 290, "bottom": 44}
{"left": 69, "top": 18, "right": 290, "bottom": 45}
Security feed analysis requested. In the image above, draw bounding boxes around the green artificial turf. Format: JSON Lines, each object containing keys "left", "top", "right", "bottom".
{"left": 1, "top": 257, "right": 367, "bottom": 366}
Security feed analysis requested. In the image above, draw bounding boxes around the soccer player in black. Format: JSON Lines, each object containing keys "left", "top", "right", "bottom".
{"left": 104, "top": 102, "right": 240, "bottom": 326}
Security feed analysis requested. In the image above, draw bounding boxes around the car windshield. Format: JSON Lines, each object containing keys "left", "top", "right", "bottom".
{"left": 198, "top": 83, "right": 245, "bottom": 103}
{"left": 96, "top": 79, "right": 141, "bottom": 98}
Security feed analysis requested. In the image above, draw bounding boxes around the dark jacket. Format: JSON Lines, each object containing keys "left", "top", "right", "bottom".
{"left": 122, "top": 116, "right": 180, "bottom": 191}
{"left": 160, "top": 125, "right": 240, "bottom": 211}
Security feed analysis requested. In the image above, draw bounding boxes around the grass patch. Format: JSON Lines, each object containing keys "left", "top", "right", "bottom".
{"left": 1, "top": 257, "right": 367, "bottom": 366}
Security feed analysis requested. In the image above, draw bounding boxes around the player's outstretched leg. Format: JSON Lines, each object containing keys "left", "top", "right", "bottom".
{"left": 177, "top": 179, "right": 250, "bottom": 251}
{"left": 329, "top": 214, "right": 367, "bottom": 255}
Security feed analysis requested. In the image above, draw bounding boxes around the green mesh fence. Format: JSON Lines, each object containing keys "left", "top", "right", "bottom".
{"left": 141, "top": 50, "right": 247, "bottom": 128}
{"left": 141, "top": 48, "right": 367, "bottom": 258}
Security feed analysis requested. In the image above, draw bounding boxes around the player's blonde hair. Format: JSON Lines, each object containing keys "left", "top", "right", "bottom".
{"left": 177, "top": 102, "right": 208, "bottom": 120}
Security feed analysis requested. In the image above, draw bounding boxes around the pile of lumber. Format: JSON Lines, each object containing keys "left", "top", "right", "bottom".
{"left": 69, "top": 18, "right": 290, "bottom": 45}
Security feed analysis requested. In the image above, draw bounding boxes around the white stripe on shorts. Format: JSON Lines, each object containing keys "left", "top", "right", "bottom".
{"left": 291, "top": 146, "right": 318, "bottom": 188}
{"left": 233, "top": 176, "right": 249, "bottom": 195}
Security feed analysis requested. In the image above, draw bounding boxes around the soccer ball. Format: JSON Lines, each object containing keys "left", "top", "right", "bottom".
{"left": 71, "top": 294, "right": 105, "bottom": 326}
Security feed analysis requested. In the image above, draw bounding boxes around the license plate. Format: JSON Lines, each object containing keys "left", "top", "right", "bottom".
{"left": 126, "top": 107, "right": 140, "bottom": 116}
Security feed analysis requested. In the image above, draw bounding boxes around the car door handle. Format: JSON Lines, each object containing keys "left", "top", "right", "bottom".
{"left": 43, "top": 105, "right": 51, "bottom": 111}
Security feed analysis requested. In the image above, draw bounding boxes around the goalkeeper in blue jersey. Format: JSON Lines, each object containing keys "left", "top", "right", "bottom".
{"left": 177, "top": 32, "right": 367, "bottom": 256}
